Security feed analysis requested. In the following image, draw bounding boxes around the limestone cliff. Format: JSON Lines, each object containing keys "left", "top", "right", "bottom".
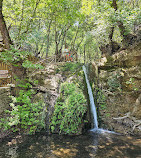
{"left": 91, "top": 42, "right": 141, "bottom": 135}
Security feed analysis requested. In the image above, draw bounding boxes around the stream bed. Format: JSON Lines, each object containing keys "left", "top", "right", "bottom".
{"left": 0, "top": 131, "right": 141, "bottom": 158}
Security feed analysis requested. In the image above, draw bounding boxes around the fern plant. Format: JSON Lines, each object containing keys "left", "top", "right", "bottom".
{"left": 50, "top": 82, "right": 87, "bottom": 134}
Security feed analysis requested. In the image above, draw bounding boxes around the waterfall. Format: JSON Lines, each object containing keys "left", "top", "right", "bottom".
{"left": 83, "top": 65, "right": 98, "bottom": 129}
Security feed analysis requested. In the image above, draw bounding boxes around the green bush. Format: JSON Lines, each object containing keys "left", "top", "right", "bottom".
{"left": 107, "top": 73, "right": 121, "bottom": 92}
{"left": 0, "top": 83, "right": 45, "bottom": 134}
{"left": 96, "top": 88, "right": 106, "bottom": 110}
{"left": 61, "top": 62, "right": 82, "bottom": 72}
{"left": 126, "top": 78, "right": 138, "bottom": 91}
{"left": 0, "top": 46, "right": 44, "bottom": 69}
{"left": 0, "top": 46, "right": 30, "bottom": 63}
{"left": 0, "top": 47, "right": 45, "bottom": 134}
{"left": 50, "top": 82, "right": 87, "bottom": 134}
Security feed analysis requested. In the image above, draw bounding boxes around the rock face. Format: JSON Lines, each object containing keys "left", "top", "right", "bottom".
{"left": 30, "top": 63, "right": 89, "bottom": 134}
{"left": 30, "top": 64, "right": 63, "bottom": 132}
{"left": 91, "top": 42, "right": 141, "bottom": 135}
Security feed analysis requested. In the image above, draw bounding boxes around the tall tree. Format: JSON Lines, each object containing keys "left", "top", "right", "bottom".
{"left": 0, "top": 0, "right": 12, "bottom": 49}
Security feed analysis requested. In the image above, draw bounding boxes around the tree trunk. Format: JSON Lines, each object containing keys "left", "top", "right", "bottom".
{"left": 112, "top": 0, "right": 118, "bottom": 10}
{"left": 46, "top": 19, "right": 52, "bottom": 58}
{"left": 0, "top": 0, "right": 12, "bottom": 49}
{"left": 108, "top": 0, "right": 118, "bottom": 53}
{"left": 17, "top": 0, "right": 25, "bottom": 40}
{"left": 71, "top": 25, "right": 79, "bottom": 51}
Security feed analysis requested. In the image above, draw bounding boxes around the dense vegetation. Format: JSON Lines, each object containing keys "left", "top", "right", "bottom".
{"left": 0, "top": 81, "right": 46, "bottom": 134}
{"left": 0, "top": 0, "right": 140, "bottom": 62}
{"left": 0, "top": 0, "right": 140, "bottom": 135}
{"left": 51, "top": 82, "right": 87, "bottom": 134}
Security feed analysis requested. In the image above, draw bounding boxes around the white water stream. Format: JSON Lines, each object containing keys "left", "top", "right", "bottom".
{"left": 83, "top": 65, "right": 119, "bottom": 134}
{"left": 83, "top": 65, "right": 98, "bottom": 129}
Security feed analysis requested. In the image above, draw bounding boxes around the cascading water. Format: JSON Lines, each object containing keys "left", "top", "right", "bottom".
{"left": 83, "top": 65, "right": 98, "bottom": 129}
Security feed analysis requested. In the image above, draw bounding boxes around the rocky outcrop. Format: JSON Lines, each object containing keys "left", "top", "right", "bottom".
{"left": 29, "top": 64, "right": 63, "bottom": 132}
{"left": 30, "top": 63, "right": 88, "bottom": 134}
{"left": 92, "top": 42, "right": 141, "bottom": 135}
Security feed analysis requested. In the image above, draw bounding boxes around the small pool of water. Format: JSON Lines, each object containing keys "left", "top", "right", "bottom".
{"left": 0, "top": 131, "right": 141, "bottom": 158}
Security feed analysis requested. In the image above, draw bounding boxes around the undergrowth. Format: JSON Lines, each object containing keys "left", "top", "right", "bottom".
{"left": 0, "top": 80, "right": 46, "bottom": 134}
{"left": 50, "top": 82, "right": 87, "bottom": 134}
{"left": 0, "top": 47, "right": 45, "bottom": 134}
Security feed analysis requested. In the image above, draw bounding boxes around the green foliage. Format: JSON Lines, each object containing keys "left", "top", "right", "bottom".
{"left": 126, "top": 77, "right": 135, "bottom": 85}
{"left": 81, "top": 0, "right": 141, "bottom": 52}
{"left": 106, "top": 113, "right": 110, "bottom": 117}
{"left": 126, "top": 77, "right": 138, "bottom": 91}
{"left": 107, "top": 73, "right": 122, "bottom": 92}
{"left": 0, "top": 82, "right": 45, "bottom": 134}
{"left": 0, "top": 46, "right": 44, "bottom": 70}
{"left": 96, "top": 88, "right": 106, "bottom": 110}
{"left": 50, "top": 82, "right": 87, "bottom": 134}
{"left": 0, "top": 46, "right": 30, "bottom": 63}
{"left": 22, "top": 60, "right": 44, "bottom": 69}
{"left": 2, "top": 0, "right": 140, "bottom": 62}
{"left": 61, "top": 62, "right": 82, "bottom": 72}
{"left": 0, "top": 46, "right": 45, "bottom": 134}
